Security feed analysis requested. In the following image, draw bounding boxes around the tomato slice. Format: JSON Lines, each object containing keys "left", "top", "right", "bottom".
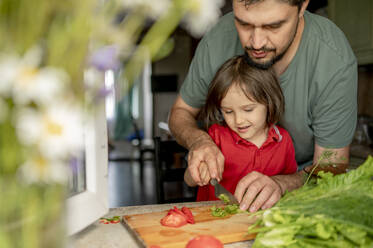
{"left": 170, "top": 206, "right": 187, "bottom": 217}
{"left": 160, "top": 206, "right": 195, "bottom": 227}
{"left": 99, "top": 218, "right": 110, "bottom": 224}
{"left": 181, "top": 206, "right": 195, "bottom": 224}
{"left": 186, "top": 235, "right": 224, "bottom": 248}
{"left": 160, "top": 212, "right": 188, "bottom": 227}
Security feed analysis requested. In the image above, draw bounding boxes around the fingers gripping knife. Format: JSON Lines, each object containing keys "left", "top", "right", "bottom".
{"left": 210, "top": 178, "right": 239, "bottom": 204}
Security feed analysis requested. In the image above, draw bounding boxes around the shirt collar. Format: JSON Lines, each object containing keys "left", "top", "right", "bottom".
{"left": 229, "top": 124, "right": 282, "bottom": 146}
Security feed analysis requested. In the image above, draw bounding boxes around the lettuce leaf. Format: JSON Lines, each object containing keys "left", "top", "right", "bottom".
{"left": 249, "top": 156, "right": 373, "bottom": 247}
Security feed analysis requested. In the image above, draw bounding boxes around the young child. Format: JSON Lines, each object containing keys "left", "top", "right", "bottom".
{"left": 184, "top": 55, "right": 298, "bottom": 201}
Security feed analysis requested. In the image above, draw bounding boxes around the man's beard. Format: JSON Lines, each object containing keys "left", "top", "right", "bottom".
{"left": 244, "top": 18, "right": 300, "bottom": 70}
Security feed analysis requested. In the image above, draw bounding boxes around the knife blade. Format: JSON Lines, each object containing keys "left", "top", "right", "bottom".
{"left": 210, "top": 178, "right": 239, "bottom": 204}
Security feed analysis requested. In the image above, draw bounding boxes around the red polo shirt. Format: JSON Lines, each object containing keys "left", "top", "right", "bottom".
{"left": 196, "top": 124, "right": 297, "bottom": 201}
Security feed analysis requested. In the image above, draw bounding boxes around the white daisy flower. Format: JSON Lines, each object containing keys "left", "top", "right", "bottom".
{"left": 182, "top": 0, "right": 225, "bottom": 37}
{"left": 21, "top": 45, "right": 43, "bottom": 67}
{"left": 15, "top": 101, "right": 84, "bottom": 160}
{"left": 121, "top": 0, "right": 171, "bottom": 18}
{"left": 39, "top": 102, "right": 84, "bottom": 159}
{"left": 0, "top": 47, "right": 42, "bottom": 98}
{"left": 17, "top": 155, "right": 69, "bottom": 184}
{"left": 13, "top": 66, "right": 68, "bottom": 106}
{"left": 0, "top": 47, "right": 68, "bottom": 106}
{"left": 14, "top": 107, "right": 42, "bottom": 146}
{"left": 0, "top": 53, "right": 19, "bottom": 97}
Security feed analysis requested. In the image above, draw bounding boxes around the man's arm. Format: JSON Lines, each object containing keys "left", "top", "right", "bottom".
{"left": 169, "top": 95, "right": 225, "bottom": 185}
{"left": 273, "top": 144, "right": 350, "bottom": 197}
{"left": 312, "top": 143, "right": 350, "bottom": 165}
{"left": 169, "top": 95, "right": 207, "bottom": 150}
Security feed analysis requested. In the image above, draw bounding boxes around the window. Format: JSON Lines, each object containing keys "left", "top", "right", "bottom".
{"left": 66, "top": 100, "right": 109, "bottom": 235}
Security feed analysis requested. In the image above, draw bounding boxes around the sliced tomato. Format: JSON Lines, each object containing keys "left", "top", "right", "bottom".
{"left": 160, "top": 212, "right": 187, "bottom": 228}
{"left": 186, "top": 235, "right": 224, "bottom": 248}
{"left": 170, "top": 206, "right": 186, "bottom": 217}
{"left": 99, "top": 218, "right": 110, "bottom": 224}
{"left": 161, "top": 206, "right": 196, "bottom": 227}
{"left": 181, "top": 206, "right": 195, "bottom": 224}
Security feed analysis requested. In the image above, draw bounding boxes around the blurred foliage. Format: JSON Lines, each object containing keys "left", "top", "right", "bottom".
{"left": 0, "top": 180, "right": 65, "bottom": 248}
{"left": 0, "top": 0, "right": 223, "bottom": 246}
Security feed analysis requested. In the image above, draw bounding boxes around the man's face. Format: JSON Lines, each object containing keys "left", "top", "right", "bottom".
{"left": 233, "top": 0, "right": 301, "bottom": 69}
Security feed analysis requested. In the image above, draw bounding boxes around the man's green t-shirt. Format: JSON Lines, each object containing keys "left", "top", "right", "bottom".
{"left": 180, "top": 11, "right": 357, "bottom": 167}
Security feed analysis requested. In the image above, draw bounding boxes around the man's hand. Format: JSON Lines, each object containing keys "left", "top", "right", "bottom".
{"left": 187, "top": 138, "right": 225, "bottom": 186}
{"left": 169, "top": 96, "right": 225, "bottom": 187}
{"left": 198, "top": 162, "right": 211, "bottom": 186}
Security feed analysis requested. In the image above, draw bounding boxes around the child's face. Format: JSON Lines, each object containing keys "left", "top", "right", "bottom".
{"left": 220, "top": 84, "right": 268, "bottom": 146}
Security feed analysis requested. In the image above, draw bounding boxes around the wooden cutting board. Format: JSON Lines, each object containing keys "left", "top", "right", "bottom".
{"left": 122, "top": 205, "right": 257, "bottom": 248}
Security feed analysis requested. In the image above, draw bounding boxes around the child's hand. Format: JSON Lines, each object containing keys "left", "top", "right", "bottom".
{"left": 199, "top": 162, "right": 211, "bottom": 186}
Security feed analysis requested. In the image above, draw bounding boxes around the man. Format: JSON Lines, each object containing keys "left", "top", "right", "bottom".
{"left": 169, "top": 0, "right": 357, "bottom": 212}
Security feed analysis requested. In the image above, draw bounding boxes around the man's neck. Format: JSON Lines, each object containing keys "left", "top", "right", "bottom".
{"left": 273, "top": 15, "right": 305, "bottom": 76}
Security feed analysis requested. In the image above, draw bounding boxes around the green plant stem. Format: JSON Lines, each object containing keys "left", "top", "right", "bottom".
{"left": 119, "top": 10, "right": 146, "bottom": 47}
{"left": 123, "top": 0, "right": 187, "bottom": 89}
{"left": 304, "top": 160, "right": 321, "bottom": 185}
{"left": 304, "top": 150, "right": 334, "bottom": 185}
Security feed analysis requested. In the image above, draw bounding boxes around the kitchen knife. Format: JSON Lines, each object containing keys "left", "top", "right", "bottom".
{"left": 210, "top": 178, "right": 239, "bottom": 204}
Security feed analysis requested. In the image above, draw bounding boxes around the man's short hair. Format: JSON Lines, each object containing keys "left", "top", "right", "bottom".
{"left": 238, "top": 0, "right": 306, "bottom": 10}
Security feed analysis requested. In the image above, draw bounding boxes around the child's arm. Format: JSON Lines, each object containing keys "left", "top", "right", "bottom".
{"left": 184, "top": 162, "right": 211, "bottom": 186}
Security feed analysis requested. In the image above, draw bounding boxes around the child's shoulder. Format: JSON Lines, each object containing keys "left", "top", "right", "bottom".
{"left": 208, "top": 124, "right": 234, "bottom": 145}
{"left": 273, "top": 125, "right": 292, "bottom": 140}
{"left": 275, "top": 125, "right": 289, "bottom": 134}
{"left": 209, "top": 123, "right": 229, "bottom": 132}
{"left": 208, "top": 123, "right": 221, "bottom": 131}
{"left": 208, "top": 123, "right": 233, "bottom": 136}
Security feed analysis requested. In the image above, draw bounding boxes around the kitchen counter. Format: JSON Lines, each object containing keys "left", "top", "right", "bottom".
{"left": 69, "top": 155, "right": 370, "bottom": 248}
{"left": 69, "top": 201, "right": 254, "bottom": 248}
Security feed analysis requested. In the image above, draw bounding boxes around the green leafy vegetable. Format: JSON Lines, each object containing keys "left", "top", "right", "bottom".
{"left": 249, "top": 156, "right": 373, "bottom": 247}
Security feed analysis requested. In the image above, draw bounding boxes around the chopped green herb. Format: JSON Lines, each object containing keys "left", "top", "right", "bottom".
{"left": 99, "top": 216, "right": 121, "bottom": 224}
{"left": 218, "top": 193, "right": 230, "bottom": 204}
{"left": 211, "top": 196, "right": 246, "bottom": 217}
{"left": 210, "top": 204, "right": 246, "bottom": 217}
{"left": 225, "top": 204, "right": 242, "bottom": 214}
{"left": 211, "top": 206, "right": 228, "bottom": 217}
